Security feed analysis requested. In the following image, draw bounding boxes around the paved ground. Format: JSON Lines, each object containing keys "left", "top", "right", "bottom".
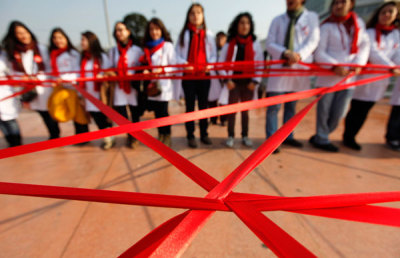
{"left": 0, "top": 97, "right": 399, "bottom": 257}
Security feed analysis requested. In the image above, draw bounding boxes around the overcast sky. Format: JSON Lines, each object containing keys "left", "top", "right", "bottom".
{"left": 0, "top": 0, "right": 286, "bottom": 49}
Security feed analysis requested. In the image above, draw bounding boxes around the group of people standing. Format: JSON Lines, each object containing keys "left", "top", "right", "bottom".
{"left": 0, "top": 0, "right": 399, "bottom": 154}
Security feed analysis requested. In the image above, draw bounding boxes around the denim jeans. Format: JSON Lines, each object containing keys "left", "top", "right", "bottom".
{"left": 266, "top": 92, "right": 296, "bottom": 139}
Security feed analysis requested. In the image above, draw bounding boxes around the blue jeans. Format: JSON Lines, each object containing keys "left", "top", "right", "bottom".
{"left": 266, "top": 92, "right": 296, "bottom": 139}
{"left": 314, "top": 89, "right": 352, "bottom": 144}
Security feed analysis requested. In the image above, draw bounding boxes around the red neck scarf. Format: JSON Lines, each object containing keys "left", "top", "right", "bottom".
{"left": 50, "top": 48, "right": 68, "bottom": 76}
{"left": 187, "top": 23, "right": 207, "bottom": 65}
{"left": 13, "top": 42, "right": 45, "bottom": 73}
{"left": 225, "top": 35, "right": 254, "bottom": 62}
{"left": 80, "top": 51, "right": 101, "bottom": 92}
{"left": 117, "top": 40, "right": 132, "bottom": 94}
{"left": 375, "top": 24, "right": 396, "bottom": 49}
{"left": 139, "top": 40, "right": 165, "bottom": 66}
{"left": 323, "top": 11, "right": 360, "bottom": 54}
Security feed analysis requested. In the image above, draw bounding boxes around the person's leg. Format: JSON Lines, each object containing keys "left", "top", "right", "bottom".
{"left": 182, "top": 80, "right": 196, "bottom": 141}
{"left": 283, "top": 96, "right": 297, "bottom": 140}
{"left": 208, "top": 100, "right": 218, "bottom": 124}
{"left": 266, "top": 92, "right": 283, "bottom": 138}
{"left": 38, "top": 111, "right": 60, "bottom": 139}
{"left": 227, "top": 85, "right": 240, "bottom": 138}
{"left": 386, "top": 105, "right": 400, "bottom": 150}
{"left": 0, "top": 119, "right": 22, "bottom": 147}
{"left": 314, "top": 93, "right": 335, "bottom": 144}
{"left": 90, "top": 111, "right": 115, "bottom": 150}
{"left": 196, "top": 79, "right": 211, "bottom": 142}
{"left": 327, "top": 89, "right": 352, "bottom": 133}
{"left": 343, "top": 99, "right": 374, "bottom": 150}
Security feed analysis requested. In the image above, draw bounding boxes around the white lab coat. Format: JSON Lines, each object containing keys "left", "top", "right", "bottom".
{"left": 82, "top": 53, "right": 111, "bottom": 112}
{"left": 353, "top": 28, "right": 400, "bottom": 102}
{"left": 10, "top": 44, "right": 51, "bottom": 111}
{"left": 109, "top": 45, "right": 143, "bottom": 106}
{"left": 314, "top": 16, "right": 370, "bottom": 88}
{"left": 0, "top": 52, "right": 20, "bottom": 121}
{"left": 265, "top": 9, "right": 320, "bottom": 92}
{"left": 52, "top": 49, "right": 80, "bottom": 88}
{"left": 217, "top": 40, "right": 264, "bottom": 104}
{"left": 146, "top": 42, "right": 177, "bottom": 102}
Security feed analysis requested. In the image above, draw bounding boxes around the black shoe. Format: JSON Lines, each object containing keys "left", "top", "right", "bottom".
{"left": 74, "top": 141, "right": 90, "bottom": 147}
{"left": 188, "top": 138, "right": 198, "bottom": 148}
{"left": 283, "top": 139, "right": 303, "bottom": 148}
{"left": 342, "top": 138, "right": 361, "bottom": 151}
{"left": 273, "top": 147, "right": 280, "bottom": 154}
{"left": 200, "top": 136, "right": 212, "bottom": 145}
{"left": 386, "top": 140, "right": 400, "bottom": 151}
{"left": 309, "top": 136, "right": 339, "bottom": 152}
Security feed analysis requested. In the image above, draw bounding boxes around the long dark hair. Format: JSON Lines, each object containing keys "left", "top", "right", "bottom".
{"left": 49, "top": 27, "right": 77, "bottom": 53}
{"left": 143, "top": 17, "right": 172, "bottom": 46}
{"left": 113, "top": 21, "right": 135, "bottom": 44}
{"left": 1, "top": 20, "right": 38, "bottom": 61}
{"left": 81, "top": 31, "right": 104, "bottom": 64}
{"left": 330, "top": 0, "right": 356, "bottom": 12}
{"left": 178, "top": 3, "right": 207, "bottom": 47}
{"left": 366, "top": 1, "right": 400, "bottom": 28}
{"left": 227, "top": 12, "right": 257, "bottom": 42}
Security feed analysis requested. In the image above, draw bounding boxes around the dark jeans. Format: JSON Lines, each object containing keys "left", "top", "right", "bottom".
{"left": 38, "top": 111, "right": 60, "bottom": 139}
{"left": 114, "top": 105, "right": 140, "bottom": 140}
{"left": 182, "top": 79, "right": 210, "bottom": 139}
{"left": 0, "top": 119, "right": 21, "bottom": 147}
{"left": 208, "top": 100, "right": 228, "bottom": 124}
{"left": 343, "top": 99, "right": 375, "bottom": 141}
{"left": 228, "top": 81, "right": 254, "bottom": 137}
{"left": 147, "top": 100, "right": 171, "bottom": 135}
{"left": 386, "top": 105, "right": 400, "bottom": 141}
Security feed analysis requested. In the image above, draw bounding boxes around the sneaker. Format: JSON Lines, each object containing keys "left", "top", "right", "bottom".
{"left": 226, "top": 137, "right": 234, "bottom": 148}
{"left": 200, "top": 136, "right": 212, "bottom": 145}
{"left": 242, "top": 136, "right": 253, "bottom": 147}
{"left": 309, "top": 136, "right": 339, "bottom": 152}
{"left": 188, "top": 138, "right": 197, "bottom": 148}
{"left": 101, "top": 137, "right": 115, "bottom": 150}
{"left": 283, "top": 139, "right": 303, "bottom": 148}
{"left": 342, "top": 138, "right": 361, "bottom": 151}
{"left": 386, "top": 140, "right": 400, "bottom": 151}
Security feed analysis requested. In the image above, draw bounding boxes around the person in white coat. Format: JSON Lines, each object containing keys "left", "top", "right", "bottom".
{"left": 139, "top": 18, "right": 176, "bottom": 147}
{"left": 265, "top": 0, "right": 320, "bottom": 153}
{"left": 0, "top": 49, "right": 21, "bottom": 147}
{"left": 218, "top": 12, "right": 264, "bottom": 148}
{"left": 80, "top": 31, "right": 115, "bottom": 150}
{"left": 109, "top": 21, "right": 144, "bottom": 149}
{"left": 48, "top": 27, "right": 89, "bottom": 139}
{"left": 2, "top": 21, "right": 59, "bottom": 140}
{"left": 309, "top": 0, "right": 370, "bottom": 152}
{"left": 176, "top": 3, "right": 217, "bottom": 148}
{"left": 343, "top": 2, "right": 400, "bottom": 150}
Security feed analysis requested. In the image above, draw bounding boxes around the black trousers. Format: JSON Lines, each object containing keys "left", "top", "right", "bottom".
{"left": 386, "top": 105, "right": 400, "bottom": 141}
{"left": 38, "top": 111, "right": 60, "bottom": 139}
{"left": 227, "top": 81, "right": 253, "bottom": 137}
{"left": 147, "top": 100, "right": 171, "bottom": 135}
{"left": 182, "top": 79, "right": 210, "bottom": 139}
{"left": 89, "top": 112, "right": 112, "bottom": 130}
{"left": 114, "top": 105, "right": 141, "bottom": 140}
{"left": 343, "top": 99, "right": 375, "bottom": 141}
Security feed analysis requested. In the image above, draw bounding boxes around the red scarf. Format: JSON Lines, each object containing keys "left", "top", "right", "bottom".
{"left": 375, "top": 24, "right": 396, "bottom": 49}
{"left": 50, "top": 48, "right": 68, "bottom": 76}
{"left": 139, "top": 41, "right": 165, "bottom": 66}
{"left": 323, "top": 12, "right": 360, "bottom": 54}
{"left": 117, "top": 40, "right": 132, "bottom": 94}
{"left": 13, "top": 42, "right": 45, "bottom": 73}
{"left": 187, "top": 23, "right": 207, "bottom": 65}
{"left": 80, "top": 51, "right": 101, "bottom": 92}
{"left": 225, "top": 35, "right": 254, "bottom": 62}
